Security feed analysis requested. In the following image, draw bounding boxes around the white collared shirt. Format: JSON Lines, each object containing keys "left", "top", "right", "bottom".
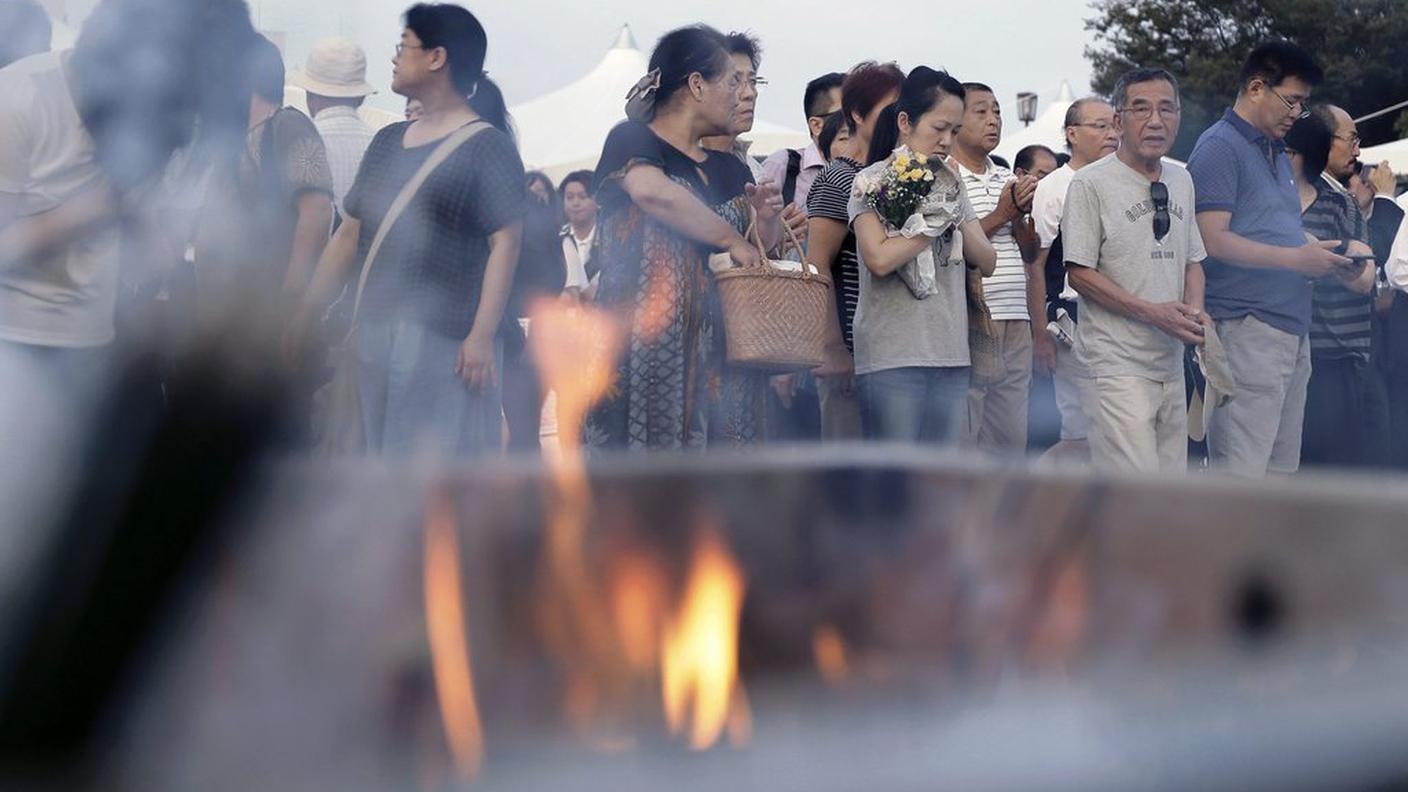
{"left": 956, "top": 155, "right": 1028, "bottom": 320}
{"left": 562, "top": 223, "right": 596, "bottom": 291}
{"left": 312, "top": 105, "right": 375, "bottom": 213}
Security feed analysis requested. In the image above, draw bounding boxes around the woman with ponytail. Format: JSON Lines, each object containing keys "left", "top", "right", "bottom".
{"left": 286, "top": 3, "right": 525, "bottom": 458}
{"left": 847, "top": 67, "right": 997, "bottom": 445}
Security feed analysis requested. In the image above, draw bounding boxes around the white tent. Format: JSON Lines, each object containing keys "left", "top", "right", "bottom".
{"left": 510, "top": 25, "right": 810, "bottom": 182}
{"left": 992, "top": 81, "right": 1075, "bottom": 164}
{"left": 1359, "top": 137, "right": 1408, "bottom": 175}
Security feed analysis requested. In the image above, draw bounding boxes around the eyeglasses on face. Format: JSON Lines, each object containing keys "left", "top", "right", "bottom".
{"left": 394, "top": 42, "right": 426, "bottom": 57}
{"left": 1150, "top": 180, "right": 1170, "bottom": 242}
{"left": 1263, "top": 82, "right": 1311, "bottom": 119}
{"left": 1071, "top": 121, "right": 1114, "bottom": 132}
{"left": 1334, "top": 131, "right": 1362, "bottom": 146}
{"left": 1119, "top": 103, "right": 1181, "bottom": 121}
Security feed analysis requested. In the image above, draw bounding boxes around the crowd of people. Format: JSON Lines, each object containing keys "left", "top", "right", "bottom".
{"left": 3, "top": 0, "right": 1408, "bottom": 480}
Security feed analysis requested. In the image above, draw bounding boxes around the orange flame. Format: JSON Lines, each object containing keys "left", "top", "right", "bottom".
{"left": 609, "top": 550, "right": 669, "bottom": 672}
{"left": 661, "top": 531, "right": 750, "bottom": 750}
{"left": 423, "top": 491, "right": 485, "bottom": 780}
{"left": 527, "top": 298, "right": 631, "bottom": 735}
{"left": 812, "top": 625, "right": 850, "bottom": 685}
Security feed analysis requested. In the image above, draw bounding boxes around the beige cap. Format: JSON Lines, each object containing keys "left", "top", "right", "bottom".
{"left": 289, "top": 37, "right": 375, "bottom": 99}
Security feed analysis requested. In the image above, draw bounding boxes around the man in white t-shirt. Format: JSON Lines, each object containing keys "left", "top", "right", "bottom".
{"left": 952, "top": 82, "right": 1040, "bottom": 453}
{"left": 1062, "top": 69, "right": 1206, "bottom": 473}
{"left": 1027, "top": 96, "right": 1119, "bottom": 459}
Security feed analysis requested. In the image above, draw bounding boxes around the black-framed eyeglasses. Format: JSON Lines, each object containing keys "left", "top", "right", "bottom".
{"left": 394, "top": 42, "right": 426, "bottom": 57}
{"left": 1264, "top": 83, "right": 1311, "bottom": 119}
{"left": 1151, "top": 180, "right": 1170, "bottom": 242}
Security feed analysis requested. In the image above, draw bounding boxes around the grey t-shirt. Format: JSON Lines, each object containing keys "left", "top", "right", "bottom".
{"left": 847, "top": 162, "right": 978, "bottom": 375}
{"left": 1062, "top": 154, "right": 1207, "bottom": 381}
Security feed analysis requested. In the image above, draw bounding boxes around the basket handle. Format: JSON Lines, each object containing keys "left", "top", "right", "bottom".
{"left": 745, "top": 205, "right": 819, "bottom": 279}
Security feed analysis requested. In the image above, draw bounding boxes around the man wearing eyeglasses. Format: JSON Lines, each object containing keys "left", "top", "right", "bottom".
{"left": 1059, "top": 68, "right": 1206, "bottom": 473}
{"left": 1028, "top": 97, "right": 1120, "bottom": 462}
{"left": 1187, "top": 40, "right": 1351, "bottom": 478}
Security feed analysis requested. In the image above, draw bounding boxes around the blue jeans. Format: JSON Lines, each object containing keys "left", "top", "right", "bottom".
{"left": 354, "top": 319, "right": 501, "bottom": 458}
{"left": 858, "top": 366, "right": 971, "bottom": 445}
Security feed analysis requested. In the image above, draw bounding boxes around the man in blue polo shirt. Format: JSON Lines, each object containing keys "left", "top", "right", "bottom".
{"left": 1188, "top": 40, "right": 1352, "bottom": 477}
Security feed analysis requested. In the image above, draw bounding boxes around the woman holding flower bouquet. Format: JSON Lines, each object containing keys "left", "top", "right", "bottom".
{"left": 847, "top": 67, "right": 997, "bottom": 444}
{"left": 585, "top": 25, "right": 787, "bottom": 451}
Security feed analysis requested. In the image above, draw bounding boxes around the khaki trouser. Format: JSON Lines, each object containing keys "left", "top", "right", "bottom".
{"left": 1081, "top": 374, "right": 1187, "bottom": 473}
{"left": 1207, "top": 315, "right": 1311, "bottom": 477}
{"left": 966, "top": 319, "right": 1033, "bottom": 452}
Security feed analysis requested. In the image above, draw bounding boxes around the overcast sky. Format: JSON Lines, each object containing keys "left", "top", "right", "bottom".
{"left": 251, "top": 0, "right": 1097, "bottom": 130}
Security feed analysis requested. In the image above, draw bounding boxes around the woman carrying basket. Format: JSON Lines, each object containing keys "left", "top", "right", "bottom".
{"left": 585, "top": 25, "right": 788, "bottom": 451}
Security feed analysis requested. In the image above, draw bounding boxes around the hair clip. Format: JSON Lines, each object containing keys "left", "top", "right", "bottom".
{"left": 625, "top": 67, "right": 662, "bottom": 122}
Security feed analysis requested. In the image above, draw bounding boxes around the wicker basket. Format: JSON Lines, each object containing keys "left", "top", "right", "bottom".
{"left": 714, "top": 210, "right": 833, "bottom": 373}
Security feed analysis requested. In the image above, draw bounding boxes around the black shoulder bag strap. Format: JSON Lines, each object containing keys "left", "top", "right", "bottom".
{"left": 782, "top": 148, "right": 803, "bottom": 206}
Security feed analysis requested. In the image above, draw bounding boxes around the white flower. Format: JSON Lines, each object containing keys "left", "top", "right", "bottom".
{"left": 853, "top": 173, "right": 880, "bottom": 196}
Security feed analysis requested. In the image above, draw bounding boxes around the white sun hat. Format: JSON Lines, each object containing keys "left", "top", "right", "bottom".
{"left": 289, "top": 37, "right": 376, "bottom": 99}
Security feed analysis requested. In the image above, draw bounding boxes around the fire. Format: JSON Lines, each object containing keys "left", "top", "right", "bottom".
{"left": 812, "top": 625, "right": 850, "bottom": 685}
{"left": 423, "top": 491, "right": 485, "bottom": 780}
{"left": 660, "top": 531, "right": 750, "bottom": 751}
{"left": 609, "top": 550, "right": 668, "bottom": 672}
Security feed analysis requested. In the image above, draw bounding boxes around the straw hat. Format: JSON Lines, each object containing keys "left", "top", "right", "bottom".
{"left": 289, "top": 37, "right": 375, "bottom": 99}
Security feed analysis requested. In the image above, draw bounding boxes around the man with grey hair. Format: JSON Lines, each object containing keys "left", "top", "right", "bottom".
{"left": 1027, "top": 95, "right": 1119, "bottom": 460}
{"left": 1062, "top": 68, "right": 1207, "bottom": 472}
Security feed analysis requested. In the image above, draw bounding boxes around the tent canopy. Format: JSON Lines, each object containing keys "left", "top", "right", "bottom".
{"left": 1360, "top": 137, "right": 1408, "bottom": 175}
{"left": 992, "top": 81, "right": 1074, "bottom": 163}
{"left": 510, "top": 25, "right": 809, "bottom": 182}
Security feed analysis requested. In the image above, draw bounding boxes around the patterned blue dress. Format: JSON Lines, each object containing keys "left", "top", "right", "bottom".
{"left": 585, "top": 120, "right": 768, "bottom": 451}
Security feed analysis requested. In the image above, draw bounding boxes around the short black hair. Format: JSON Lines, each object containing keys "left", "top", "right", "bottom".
{"left": 1238, "top": 39, "right": 1323, "bottom": 92}
{"left": 961, "top": 82, "right": 995, "bottom": 97}
{"left": 1014, "top": 144, "right": 1057, "bottom": 172}
{"left": 723, "top": 31, "right": 761, "bottom": 70}
{"left": 804, "top": 72, "right": 845, "bottom": 120}
{"left": 0, "top": 0, "right": 50, "bottom": 68}
{"left": 1055, "top": 152, "right": 1071, "bottom": 167}
{"left": 990, "top": 154, "right": 1010, "bottom": 170}
{"left": 1111, "top": 67, "right": 1179, "bottom": 110}
{"left": 558, "top": 169, "right": 594, "bottom": 197}
{"left": 246, "top": 34, "right": 285, "bottom": 104}
{"left": 1285, "top": 108, "right": 1333, "bottom": 180}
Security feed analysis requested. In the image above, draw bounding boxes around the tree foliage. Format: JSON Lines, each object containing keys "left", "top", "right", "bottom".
{"left": 1085, "top": 0, "right": 1408, "bottom": 159}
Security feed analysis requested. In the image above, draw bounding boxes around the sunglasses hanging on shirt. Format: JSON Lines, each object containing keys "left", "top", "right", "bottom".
{"left": 1150, "top": 180, "right": 1170, "bottom": 242}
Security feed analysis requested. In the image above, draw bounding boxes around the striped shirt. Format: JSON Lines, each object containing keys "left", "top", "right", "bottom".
{"left": 1303, "top": 178, "right": 1371, "bottom": 360}
{"left": 312, "top": 105, "right": 375, "bottom": 213}
{"left": 956, "top": 157, "right": 1028, "bottom": 320}
{"left": 806, "top": 157, "right": 862, "bottom": 351}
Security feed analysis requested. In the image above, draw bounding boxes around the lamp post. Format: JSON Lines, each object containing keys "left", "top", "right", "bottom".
{"left": 1017, "top": 92, "right": 1038, "bottom": 128}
